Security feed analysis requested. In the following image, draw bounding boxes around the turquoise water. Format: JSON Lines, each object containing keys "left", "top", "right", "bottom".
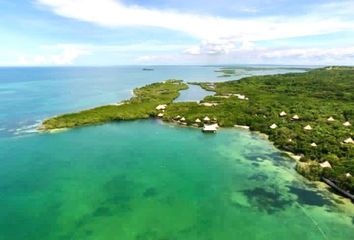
{"left": 175, "top": 84, "right": 211, "bottom": 102}
{"left": 0, "top": 66, "right": 353, "bottom": 239}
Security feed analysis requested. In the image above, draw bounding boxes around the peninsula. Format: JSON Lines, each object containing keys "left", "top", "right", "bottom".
{"left": 41, "top": 67, "right": 354, "bottom": 197}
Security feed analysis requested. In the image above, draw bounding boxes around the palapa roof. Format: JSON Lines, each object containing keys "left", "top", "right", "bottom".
{"left": 327, "top": 116, "right": 335, "bottom": 122}
{"left": 345, "top": 173, "right": 352, "bottom": 178}
{"left": 343, "top": 137, "right": 354, "bottom": 144}
{"left": 157, "top": 113, "right": 164, "bottom": 117}
{"left": 320, "top": 161, "right": 332, "bottom": 168}
{"left": 304, "top": 125, "right": 313, "bottom": 130}
{"left": 201, "top": 102, "right": 218, "bottom": 107}
{"left": 174, "top": 115, "right": 181, "bottom": 119}
{"left": 279, "top": 111, "right": 287, "bottom": 117}
{"left": 203, "top": 116, "right": 211, "bottom": 121}
{"left": 270, "top": 123, "right": 278, "bottom": 129}
{"left": 195, "top": 118, "right": 202, "bottom": 123}
{"left": 292, "top": 114, "right": 300, "bottom": 120}
{"left": 156, "top": 104, "right": 167, "bottom": 110}
{"left": 310, "top": 143, "right": 317, "bottom": 147}
{"left": 343, "top": 121, "right": 351, "bottom": 127}
{"left": 180, "top": 117, "right": 186, "bottom": 122}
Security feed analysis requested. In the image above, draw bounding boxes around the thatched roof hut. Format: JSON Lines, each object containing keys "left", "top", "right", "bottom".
{"left": 279, "top": 111, "right": 287, "bottom": 117}
{"left": 304, "top": 125, "right": 313, "bottom": 130}
{"left": 343, "top": 121, "right": 351, "bottom": 127}
{"left": 310, "top": 142, "right": 317, "bottom": 147}
{"left": 270, "top": 123, "right": 278, "bottom": 129}
{"left": 157, "top": 113, "right": 164, "bottom": 118}
{"left": 156, "top": 104, "right": 167, "bottom": 110}
{"left": 343, "top": 137, "right": 354, "bottom": 144}
{"left": 195, "top": 118, "right": 202, "bottom": 123}
{"left": 292, "top": 114, "right": 300, "bottom": 120}
{"left": 320, "top": 161, "right": 332, "bottom": 168}
{"left": 203, "top": 116, "right": 210, "bottom": 122}
{"left": 180, "top": 117, "right": 186, "bottom": 122}
{"left": 327, "top": 116, "right": 335, "bottom": 122}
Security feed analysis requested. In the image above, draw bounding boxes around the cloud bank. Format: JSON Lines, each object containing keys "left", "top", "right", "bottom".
{"left": 33, "top": 0, "right": 354, "bottom": 65}
{"left": 37, "top": 0, "right": 354, "bottom": 42}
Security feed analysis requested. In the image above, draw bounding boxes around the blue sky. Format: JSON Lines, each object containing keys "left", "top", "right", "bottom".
{"left": 0, "top": 0, "right": 354, "bottom": 66}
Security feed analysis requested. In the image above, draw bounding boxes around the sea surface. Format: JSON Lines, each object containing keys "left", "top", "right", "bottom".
{"left": 0, "top": 66, "right": 353, "bottom": 240}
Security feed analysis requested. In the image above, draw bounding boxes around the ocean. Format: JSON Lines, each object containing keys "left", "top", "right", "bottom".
{"left": 0, "top": 66, "right": 353, "bottom": 240}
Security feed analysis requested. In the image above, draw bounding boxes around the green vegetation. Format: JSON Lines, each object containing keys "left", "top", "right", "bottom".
{"left": 41, "top": 67, "right": 354, "bottom": 194}
{"left": 41, "top": 80, "right": 188, "bottom": 129}
{"left": 163, "top": 67, "right": 354, "bottom": 193}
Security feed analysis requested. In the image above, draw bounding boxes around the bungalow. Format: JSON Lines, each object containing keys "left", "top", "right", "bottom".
{"left": 292, "top": 114, "right": 300, "bottom": 120}
{"left": 279, "top": 111, "right": 287, "bottom": 117}
{"left": 343, "top": 121, "right": 351, "bottom": 127}
{"left": 320, "top": 161, "right": 332, "bottom": 169}
{"left": 304, "top": 125, "right": 313, "bottom": 131}
{"left": 156, "top": 104, "right": 167, "bottom": 111}
{"left": 327, "top": 116, "right": 335, "bottom": 122}
{"left": 343, "top": 137, "right": 354, "bottom": 144}
{"left": 203, "top": 116, "right": 211, "bottom": 122}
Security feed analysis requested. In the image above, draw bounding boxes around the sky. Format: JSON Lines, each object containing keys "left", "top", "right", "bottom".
{"left": 0, "top": 0, "right": 354, "bottom": 66}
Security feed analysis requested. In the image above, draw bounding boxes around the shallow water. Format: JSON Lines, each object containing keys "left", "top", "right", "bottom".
{"left": 0, "top": 121, "right": 352, "bottom": 240}
{"left": 175, "top": 84, "right": 211, "bottom": 102}
{"left": 0, "top": 66, "right": 352, "bottom": 240}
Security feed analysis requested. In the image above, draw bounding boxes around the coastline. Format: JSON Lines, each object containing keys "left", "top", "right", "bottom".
{"left": 38, "top": 67, "right": 354, "bottom": 200}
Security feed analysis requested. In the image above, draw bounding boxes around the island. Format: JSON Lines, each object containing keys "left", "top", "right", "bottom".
{"left": 40, "top": 67, "right": 354, "bottom": 198}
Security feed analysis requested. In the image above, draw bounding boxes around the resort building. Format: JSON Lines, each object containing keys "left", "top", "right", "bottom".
{"left": 156, "top": 104, "right": 167, "bottom": 111}
{"left": 343, "top": 121, "right": 351, "bottom": 127}
{"left": 304, "top": 125, "right": 313, "bottom": 130}
{"left": 203, "top": 116, "right": 211, "bottom": 122}
{"left": 320, "top": 161, "right": 332, "bottom": 169}
{"left": 279, "top": 111, "right": 287, "bottom": 117}
{"left": 343, "top": 137, "right": 354, "bottom": 144}
{"left": 327, "top": 116, "right": 335, "bottom": 122}
{"left": 202, "top": 124, "right": 219, "bottom": 133}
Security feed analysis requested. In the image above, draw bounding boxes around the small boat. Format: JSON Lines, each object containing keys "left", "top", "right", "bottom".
{"left": 322, "top": 177, "right": 354, "bottom": 201}
{"left": 142, "top": 68, "right": 154, "bottom": 71}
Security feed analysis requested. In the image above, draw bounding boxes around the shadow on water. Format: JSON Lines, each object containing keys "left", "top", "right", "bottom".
{"left": 143, "top": 187, "right": 158, "bottom": 198}
{"left": 103, "top": 175, "right": 135, "bottom": 208}
{"left": 241, "top": 186, "right": 293, "bottom": 214}
{"left": 288, "top": 186, "right": 333, "bottom": 207}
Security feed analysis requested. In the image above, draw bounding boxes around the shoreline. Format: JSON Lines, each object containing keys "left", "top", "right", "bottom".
{"left": 38, "top": 67, "right": 354, "bottom": 201}
{"left": 38, "top": 114, "right": 353, "bottom": 204}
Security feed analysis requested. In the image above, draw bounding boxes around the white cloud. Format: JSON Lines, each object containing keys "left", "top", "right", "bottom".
{"left": 37, "top": 0, "right": 354, "bottom": 42}
{"left": 136, "top": 55, "right": 178, "bottom": 63}
{"left": 17, "top": 44, "right": 90, "bottom": 65}
{"left": 137, "top": 46, "right": 354, "bottom": 65}
{"left": 261, "top": 47, "right": 354, "bottom": 59}
{"left": 184, "top": 39, "right": 236, "bottom": 55}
